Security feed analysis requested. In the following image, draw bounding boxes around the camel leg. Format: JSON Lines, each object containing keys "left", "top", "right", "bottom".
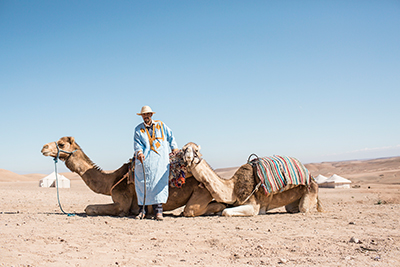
{"left": 203, "top": 201, "right": 227, "bottom": 216}
{"left": 85, "top": 194, "right": 133, "bottom": 217}
{"left": 299, "top": 181, "right": 319, "bottom": 213}
{"left": 182, "top": 187, "right": 222, "bottom": 217}
{"left": 258, "top": 206, "right": 267, "bottom": 215}
{"left": 285, "top": 199, "right": 301, "bottom": 213}
{"left": 85, "top": 202, "right": 129, "bottom": 216}
{"left": 316, "top": 196, "right": 324, "bottom": 212}
{"left": 222, "top": 203, "right": 260, "bottom": 217}
{"left": 85, "top": 182, "right": 136, "bottom": 217}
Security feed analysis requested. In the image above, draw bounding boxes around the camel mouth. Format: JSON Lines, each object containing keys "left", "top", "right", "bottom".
{"left": 41, "top": 150, "right": 52, "bottom": 157}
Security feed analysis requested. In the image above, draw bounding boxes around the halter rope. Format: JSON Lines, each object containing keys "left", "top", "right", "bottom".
{"left": 53, "top": 142, "right": 77, "bottom": 216}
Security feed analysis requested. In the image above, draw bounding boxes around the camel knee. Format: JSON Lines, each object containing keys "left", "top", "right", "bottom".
{"left": 182, "top": 209, "right": 196, "bottom": 217}
{"left": 113, "top": 203, "right": 130, "bottom": 217}
{"left": 85, "top": 205, "right": 98, "bottom": 216}
{"left": 204, "top": 202, "right": 226, "bottom": 215}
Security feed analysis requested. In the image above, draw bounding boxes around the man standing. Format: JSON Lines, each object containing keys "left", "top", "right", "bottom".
{"left": 134, "top": 105, "right": 179, "bottom": 220}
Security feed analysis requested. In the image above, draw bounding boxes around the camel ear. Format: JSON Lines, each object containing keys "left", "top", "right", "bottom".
{"left": 67, "top": 136, "right": 75, "bottom": 144}
{"left": 197, "top": 145, "right": 201, "bottom": 151}
{"left": 182, "top": 143, "right": 188, "bottom": 151}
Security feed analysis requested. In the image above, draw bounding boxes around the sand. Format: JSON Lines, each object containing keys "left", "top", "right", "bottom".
{"left": 1, "top": 157, "right": 399, "bottom": 266}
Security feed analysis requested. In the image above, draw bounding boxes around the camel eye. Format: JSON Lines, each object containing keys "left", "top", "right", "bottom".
{"left": 59, "top": 143, "right": 64, "bottom": 148}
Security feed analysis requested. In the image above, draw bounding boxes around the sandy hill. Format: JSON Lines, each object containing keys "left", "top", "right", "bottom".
{"left": 0, "top": 169, "right": 38, "bottom": 182}
{"left": 61, "top": 172, "right": 81, "bottom": 180}
{"left": 305, "top": 156, "right": 400, "bottom": 184}
{"left": 0, "top": 169, "right": 80, "bottom": 182}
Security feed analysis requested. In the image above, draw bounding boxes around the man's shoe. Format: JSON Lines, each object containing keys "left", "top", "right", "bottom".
{"left": 135, "top": 212, "right": 145, "bottom": 220}
{"left": 155, "top": 213, "right": 164, "bottom": 221}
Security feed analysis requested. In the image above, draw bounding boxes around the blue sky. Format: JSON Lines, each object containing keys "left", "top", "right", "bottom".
{"left": 1, "top": 1, "right": 399, "bottom": 174}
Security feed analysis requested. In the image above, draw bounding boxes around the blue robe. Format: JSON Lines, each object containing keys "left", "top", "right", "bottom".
{"left": 134, "top": 120, "right": 178, "bottom": 205}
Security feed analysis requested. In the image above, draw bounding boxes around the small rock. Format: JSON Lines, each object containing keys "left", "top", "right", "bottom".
{"left": 150, "top": 237, "right": 157, "bottom": 240}
{"left": 349, "top": 222, "right": 355, "bottom": 225}
{"left": 349, "top": 237, "right": 362, "bottom": 244}
{"left": 278, "top": 258, "right": 287, "bottom": 264}
{"left": 374, "top": 256, "right": 381, "bottom": 261}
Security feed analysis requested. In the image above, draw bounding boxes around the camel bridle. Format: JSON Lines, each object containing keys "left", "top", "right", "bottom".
{"left": 54, "top": 141, "right": 78, "bottom": 163}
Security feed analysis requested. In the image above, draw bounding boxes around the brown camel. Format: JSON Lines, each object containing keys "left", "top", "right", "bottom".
{"left": 41, "top": 137, "right": 226, "bottom": 217}
{"left": 182, "top": 142, "right": 323, "bottom": 216}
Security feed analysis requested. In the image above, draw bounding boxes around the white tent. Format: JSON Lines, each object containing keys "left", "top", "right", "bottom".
{"left": 319, "top": 174, "right": 351, "bottom": 189}
{"left": 39, "top": 172, "right": 70, "bottom": 188}
{"left": 314, "top": 174, "right": 328, "bottom": 184}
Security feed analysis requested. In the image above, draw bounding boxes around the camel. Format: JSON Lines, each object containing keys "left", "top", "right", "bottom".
{"left": 182, "top": 142, "right": 323, "bottom": 217}
{"left": 41, "top": 137, "right": 226, "bottom": 217}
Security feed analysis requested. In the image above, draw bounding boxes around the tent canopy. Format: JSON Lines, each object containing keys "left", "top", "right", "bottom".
{"left": 319, "top": 174, "right": 351, "bottom": 188}
{"left": 39, "top": 172, "right": 70, "bottom": 188}
{"left": 314, "top": 174, "right": 328, "bottom": 184}
{"left": 325, "top": 174, "right": 351, "bottom": 183}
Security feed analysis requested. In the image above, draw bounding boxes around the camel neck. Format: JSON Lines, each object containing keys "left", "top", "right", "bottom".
{"left": 65, "top": 150, "right": 114, "bottom": 195}
{"left": 190, "top": 159, "right": 236, "bottom": 204}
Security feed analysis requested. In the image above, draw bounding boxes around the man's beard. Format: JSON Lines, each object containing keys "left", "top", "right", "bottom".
{"left": 144, "top": 118, "right": 153, "bottom": 127}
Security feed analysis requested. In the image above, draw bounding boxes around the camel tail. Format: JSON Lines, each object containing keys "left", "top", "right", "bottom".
{"left": 316, "top": 196, "right": 324, "bottom": 212}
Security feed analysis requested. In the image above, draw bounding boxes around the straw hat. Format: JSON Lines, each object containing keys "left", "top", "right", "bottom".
{"left": 137, "top": 105, "right": 155, "bottom": 115}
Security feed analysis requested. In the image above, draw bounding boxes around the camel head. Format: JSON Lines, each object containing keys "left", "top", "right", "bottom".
{"left": 182, "top": 142, "right": 202, "bottom": 167}
{"left": 41, "top": 136, "right": 80, "bottom": 161}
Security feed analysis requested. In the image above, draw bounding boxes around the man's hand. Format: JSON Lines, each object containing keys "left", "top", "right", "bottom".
{"left": 172, "top": 148, "right": 179, "bottom": 154}
{"left": 137, "top": 152, "right": 145, "bottom": 164}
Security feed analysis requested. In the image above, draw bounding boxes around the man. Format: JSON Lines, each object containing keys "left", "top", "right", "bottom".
{"left": 133, "top": 105, "right": 179, "bottom": 220}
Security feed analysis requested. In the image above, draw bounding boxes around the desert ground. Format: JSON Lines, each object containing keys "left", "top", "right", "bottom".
{"left": 1, "top": 157, "right": 399, "bottom": 266}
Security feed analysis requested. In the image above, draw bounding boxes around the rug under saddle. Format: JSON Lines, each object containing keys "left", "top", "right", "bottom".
{"left": 169, "top": 150, "right": 187, "bottom": 188}
{"left": 251, "top": 155, "right": 311, "bottom": 195}
{"left": 127, "top": 150, "right": 187, "bottom": 188}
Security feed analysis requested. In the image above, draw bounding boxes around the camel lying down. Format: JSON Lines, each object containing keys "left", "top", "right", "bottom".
{"left": 182, "top": 142, "right": 323, "bottom": 216}
{"left": 41, "top": 137, "right": 226, "bottom": 217}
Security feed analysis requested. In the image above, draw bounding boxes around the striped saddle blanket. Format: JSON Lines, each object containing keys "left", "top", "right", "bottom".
{"left": 251, "top": 155, "right": 310, "bottom": 195}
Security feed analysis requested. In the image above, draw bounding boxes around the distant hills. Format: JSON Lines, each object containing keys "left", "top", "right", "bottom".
{"left": 0, "top": 169, "right": 80, "bottom": 182}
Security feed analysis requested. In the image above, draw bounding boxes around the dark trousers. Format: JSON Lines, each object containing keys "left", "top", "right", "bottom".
{"left": 139, "top": 203, "right": 163, "bottom": 214}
